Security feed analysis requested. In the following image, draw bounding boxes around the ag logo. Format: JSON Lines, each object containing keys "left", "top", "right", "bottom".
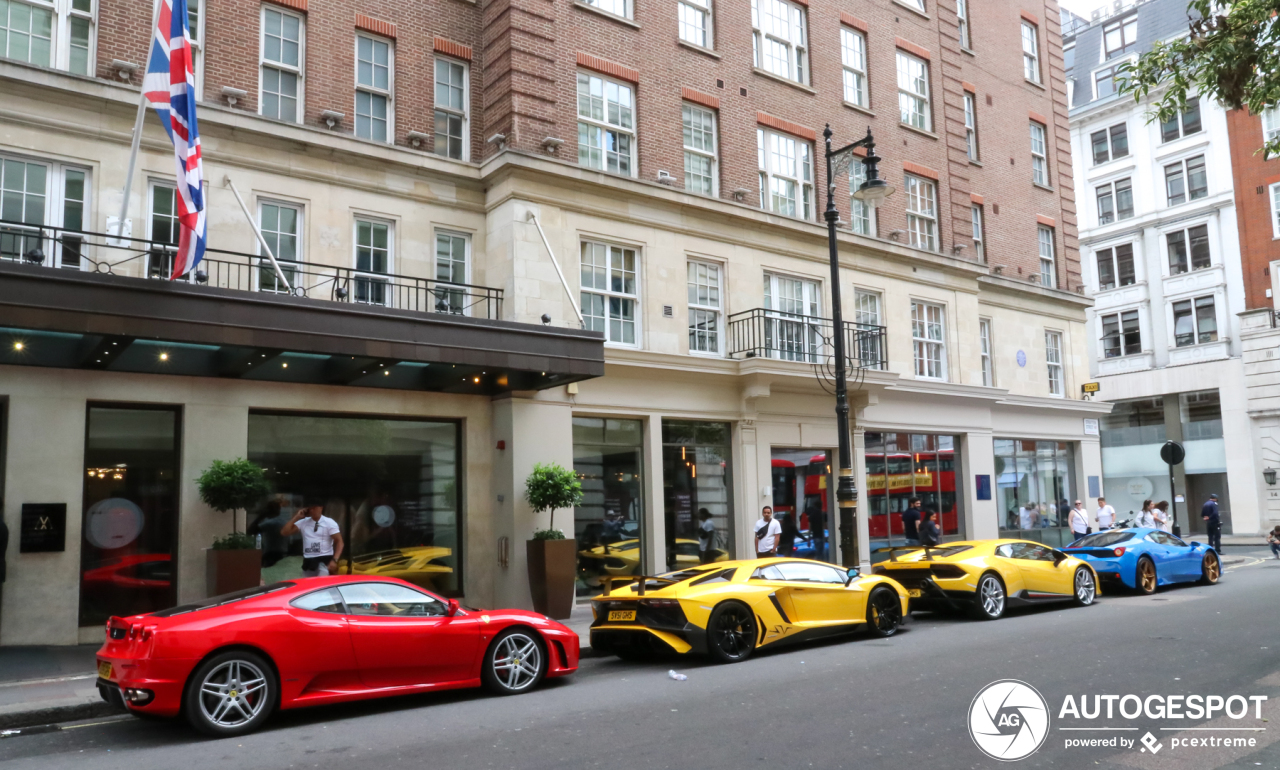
{"left": 968, "top": 680, "right": 1050, "bottom": 761}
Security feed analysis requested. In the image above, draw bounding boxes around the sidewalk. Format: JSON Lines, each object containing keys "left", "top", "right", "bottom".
{"left": 0, "top": 644, "right": 120, "bottom": 731}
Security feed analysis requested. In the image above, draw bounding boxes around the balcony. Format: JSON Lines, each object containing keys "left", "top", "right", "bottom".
{"left": 0, "top": 221, "right": 502, "bottom": 319}
{"left": 0, "top": 222, "right": 603, "bottom": 393}
{"left": 726, "top": 308, "right": 887, "bottom": 370}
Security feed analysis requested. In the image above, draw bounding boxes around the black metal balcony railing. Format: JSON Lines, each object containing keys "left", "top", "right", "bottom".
{"left": 0, "top": 221, "right": 503, "bottom": 319}
{"left": 726, "top": 308, "right": 887, "bottom": 370}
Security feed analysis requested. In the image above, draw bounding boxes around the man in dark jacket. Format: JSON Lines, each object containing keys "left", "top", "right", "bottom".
{"left": 902, "top": 497, "right": 923, "bottom": 545}
{"left": 1201, "top": 494, "right": 1222, "bottom": 553}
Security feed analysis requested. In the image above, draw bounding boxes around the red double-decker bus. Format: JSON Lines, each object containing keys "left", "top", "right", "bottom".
{"left": 865, "top": 448, "right": 959, "bottom": 538}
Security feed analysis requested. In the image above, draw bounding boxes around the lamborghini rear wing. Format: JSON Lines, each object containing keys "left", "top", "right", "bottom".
{"left": 600, "top": 575, "right": 678, "bottom": 596}
{"left": 873, "top": 545, "right": 941, "bottom": 563}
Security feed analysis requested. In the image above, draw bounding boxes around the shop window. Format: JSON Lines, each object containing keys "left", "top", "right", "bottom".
{"left": 662, "top": 421, "right": 733, "bottom": 571}
{"left": 247, "top": 412, "right": 462, "bottom": 594}
{"left": 573, "top": 417, "right": 645, "bottom": 597}
{"left": 864, "top": 433, "right": 962, "bottom": 552}
{"left": 994, "top": 438, "right": 1076, "bottom": 547}
{"left": 771, "top": 447, "right": 834, "bottom": 563}
{"left": 79, "top": 405, "right": 181, "bottom": 627}
{"left": 1100, "top": 397, "right": 1165, "bottom": 448}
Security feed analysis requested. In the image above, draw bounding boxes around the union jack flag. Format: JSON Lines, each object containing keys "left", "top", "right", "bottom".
{"left": 141, "top": 0, "right": 206, "bottom": 280}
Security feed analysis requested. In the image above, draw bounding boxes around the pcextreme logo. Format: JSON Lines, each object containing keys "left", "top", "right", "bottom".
{"left": 968, "top": 680, "right": 1051, "bottom": 761}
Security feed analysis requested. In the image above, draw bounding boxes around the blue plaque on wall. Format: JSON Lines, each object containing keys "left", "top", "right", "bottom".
{"left": 975, "top": 474, "right": 992, "bottom": 501}
{"left": 1088, "top": 475, "right": 1101, "bottom": 498}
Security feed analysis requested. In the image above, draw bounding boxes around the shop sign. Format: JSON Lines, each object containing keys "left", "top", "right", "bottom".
{"left": 1083, "top": 418, "right": 1099, "bottom": 436}
{"left": 20, "top": 503, "right": 66, "bottom": 553}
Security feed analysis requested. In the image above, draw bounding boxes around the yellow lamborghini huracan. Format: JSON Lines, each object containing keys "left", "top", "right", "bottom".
{"left": 589, "top": 558, "right": 910, "bottom": 663}
{"left": 871, "top": 540, "right": 1100, "bottom": 621}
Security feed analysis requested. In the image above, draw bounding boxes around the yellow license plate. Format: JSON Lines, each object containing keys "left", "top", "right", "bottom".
{"left": 907, "top": 589, "right": 923, "bottom": 598}
{"left": 97, "top": 661, "right": 113, "bottom": 680}
{"left": 608, "top": 610, "right": 636, "bottom": 622}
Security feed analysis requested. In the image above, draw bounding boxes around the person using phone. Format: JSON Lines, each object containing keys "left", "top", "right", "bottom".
{"left": 281, "top": 503, "right": 343, "bottom": 577}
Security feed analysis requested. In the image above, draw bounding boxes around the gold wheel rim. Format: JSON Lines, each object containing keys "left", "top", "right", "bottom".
{"left": 1206, "top": 554, "right": 1220, "bottom": 581}
{"left": 1140, "top": 561, "right": 1156, "bottom": 592}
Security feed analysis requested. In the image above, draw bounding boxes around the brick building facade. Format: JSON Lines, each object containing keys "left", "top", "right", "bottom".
{"left": 1225, "top": 108, "right": 1280, "bottom": 310}
{"left": 0, "top": 0, "right": 1109, "bottom": 645}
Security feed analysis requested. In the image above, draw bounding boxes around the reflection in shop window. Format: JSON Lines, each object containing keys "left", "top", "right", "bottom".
{"left": 79, "top": 405, "right": 180, "bottom": 627}
{"left": 771, "top": 448, "right": 833, "bottom": 563}
{"left": 247, "top": 412, "right": 462, "bottom": 596}
{"left": 662, "top": 421, "right": 733, "bottom": 571}
{"left": 994, "top": 439, "right": 1076, "bottom": 548}
{"left": 864, "top": 433, "right": 962, "bottom": 554}
{"left": 573, "top": 417, "right": 644, "bottom": 597}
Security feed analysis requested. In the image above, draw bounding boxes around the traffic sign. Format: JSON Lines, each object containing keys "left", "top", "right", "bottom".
{"left": 1160, "top": 441, "right": 1185, "bottom": 466}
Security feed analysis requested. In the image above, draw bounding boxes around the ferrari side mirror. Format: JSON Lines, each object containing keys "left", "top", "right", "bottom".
{"left": 446, "top": 598, "right": 460, "bottom": 617}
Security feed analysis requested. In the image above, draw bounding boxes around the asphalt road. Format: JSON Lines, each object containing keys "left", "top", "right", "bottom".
{"left": 3, "top": 548, "right": 1278, "bottom": 770}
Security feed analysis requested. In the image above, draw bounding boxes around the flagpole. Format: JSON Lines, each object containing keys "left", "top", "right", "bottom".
{"left": 115, "top": 0, "right": 162, "bottom": 243}
{"left": 224, "top": 176, "right": 293, "bottom": 293}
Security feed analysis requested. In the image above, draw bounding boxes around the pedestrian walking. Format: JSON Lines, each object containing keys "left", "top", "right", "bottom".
{"left": 1068, "top": 500, "right": 1089, "bottom": 542}
{"left": 1152, "top": 501, "right": 1172, "bottom": 533}
{"left": 1096, "top": 497, "right": 1115, "bottom": 530}
{"left": 282, "top": 503, "right": 344, "bottom": 577}
{"left": 918, "top": 510, "right": 941, "bottom": 547}
{"left": 1201, "top": 494, "right": 1222, "bottom": 552}
{"left": 1267, "top": 526, "right": 1280, "bottom": 560}
{"left": 777, "top": 511, "right": 798, "bottom": 556}
{"left": 696, "top": 508, "right": 716, "bottom": 564}
{"left": 1134, "top": 500, "right": 1155, "bottom": 529}
{"left": 901, "top": 497, "right": 922, "bottom": 545}
{"left": 754, "top": 505, "right": 782, "bottom": 559}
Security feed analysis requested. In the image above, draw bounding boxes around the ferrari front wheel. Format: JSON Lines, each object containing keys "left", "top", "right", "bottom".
{"left": 707, "top": 601, "right": 757, "bottom": 663}
{"left": 866, "top": 586, "right": 903, "bottom": 637}
{"left": 970, "top": 573, "right": 1005, "bottom": 621}
{"left": 184, "top": 650, "right": 277, "bottom": 737}
{"left": 482, "top": 629, "right": 547, "bottom": 695}
{"left": 1073, "top": 567, "right": 1097, "bottom": 606}
{"left": 1136, "top": 557, "right": 1157, "bottom": 595}
{"left": 1199, "top": 551, "right": 1221, "bottom": 585}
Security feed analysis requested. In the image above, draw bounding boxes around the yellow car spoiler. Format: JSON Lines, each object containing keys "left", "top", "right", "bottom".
{"left": 873, "top": 545, "right": 943, "bottom": 563}
{"left": 600, "top": 574, "right": 678, "bottom": 596}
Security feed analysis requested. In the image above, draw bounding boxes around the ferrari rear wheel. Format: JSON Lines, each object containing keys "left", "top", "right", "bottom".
{"left": 482, "top": 629, "right": 547, "bottom": 695}
{"left": 970, "top": 573, "right": 1005, "bottom": 621}
{"left": 184, "top": 650, "right": 277, "bottom": 737}
{"left": 1199, "top": 551, "right": 1221, "bottom": 585}
{"left": 866, "top": 587, "right": 903, "bottom": 637}
{"left": 707, "top": 601, "right": 757, "bottom": 663}
{"left": 1136, "top": 557, "right": 1157, "bottom": 595}
{"left": 1073, "top": 567, "right": 1096, "bottom": 606}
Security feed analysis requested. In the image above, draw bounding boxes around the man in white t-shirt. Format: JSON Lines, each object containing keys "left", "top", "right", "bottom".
{"left": 754, "top": 506, "right": 782, "bottom": 558}
{"left": 1019, "top": 503, "right": 1036, "bottom": 530}
{"left": 1095, "top": 497, "right": 1115, "bottom": 530}
{"left": 282, "top": 505, "right": 344, "bottom": 577}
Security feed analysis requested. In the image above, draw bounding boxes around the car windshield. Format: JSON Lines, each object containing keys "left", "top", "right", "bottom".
{"left": 150, "top": 582, "right": 296, "bottom": 618}
{"left": 1069, "top": 531, "right": 1133, "bottom": 548}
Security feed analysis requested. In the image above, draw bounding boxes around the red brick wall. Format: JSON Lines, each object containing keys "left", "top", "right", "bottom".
{"left": 1226, "top": 108, "right": 1280, "bottom": 310}
{"left": 93, "top": 0, "right": 1078, "bottom": 286}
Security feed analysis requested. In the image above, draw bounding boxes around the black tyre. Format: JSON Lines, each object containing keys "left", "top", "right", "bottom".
{"left": 481, "top": 628, "right": 547, "bottom": 695}
{"left": 183, "top": 650, "right": 277, "bottom": 737}
{"left": 1135, "top": 556, "right": 1157, "bottom": 595}
{"left": 969, "top": 573, "right": 1005, "bottom": 620}
{"left": 707, "top": 601, "right": 757, "bottom": 663}
{"left": 1072, "top": 567, "right": 1097, "bottom": 606}
{"left": 1199, "top": 551, "right": 1221, "bottom": 585}
{"left": 866, "top": 586, "right": 903, "bottom": 637}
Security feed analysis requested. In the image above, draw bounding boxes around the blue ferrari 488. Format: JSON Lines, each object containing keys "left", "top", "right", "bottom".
{"left": 1062, "top": 528, "right": 1220, "bottom": 594}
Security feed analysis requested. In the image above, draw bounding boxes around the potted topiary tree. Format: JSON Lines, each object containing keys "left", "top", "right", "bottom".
{"left": 524, "top": 462, "right": 583, "bottom": 619}
{"left": 197, "top": 458, "right": 271, "bottom": 596}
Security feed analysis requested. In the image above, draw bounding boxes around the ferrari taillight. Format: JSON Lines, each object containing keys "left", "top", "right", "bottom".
{"left": 1113, "top": 547, "right": 1126, "bottom": 557}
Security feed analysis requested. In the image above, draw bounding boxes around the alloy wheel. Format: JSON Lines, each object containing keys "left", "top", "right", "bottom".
{"left": 868, "top": 588, "right": 902, "bottom": 636}
{"left": 713, "top": 604, "right": 756, "bottom": 660}
{"left": 978, "top": 575, "right": 1004, "bottom": 619}
{"left": 1138, "top": 559, "right": 1157, "bottom": 594}
{"left": 1074, "top": 568, "right": 1096, "bottom": 605}
{"left": 1202, "top": 552, "right": 1220, "bottom": 584}
{"left": 491, "top": 633, "right": 542, "bottom": 692}
{"left": 197, "top": 659, "right": 269, "bottom": 729}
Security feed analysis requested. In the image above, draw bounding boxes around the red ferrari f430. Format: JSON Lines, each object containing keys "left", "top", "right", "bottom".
{"left": 95, "top": 576, "right": 579, "bottom": 736}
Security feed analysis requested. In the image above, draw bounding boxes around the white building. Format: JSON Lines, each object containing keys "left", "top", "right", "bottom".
{"left": 1065, "top": 0, "right": 1261, "bottom": 534}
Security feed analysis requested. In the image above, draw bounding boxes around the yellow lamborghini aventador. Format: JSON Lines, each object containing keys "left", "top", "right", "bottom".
{"left": 871, "top": 540, "right": 1100, "bottom": 620}
{"left": 589, "top": 558, "right": 909, "bottom": 663}
{"left": 337, "top": 546, "right": 453, "bottom": 591}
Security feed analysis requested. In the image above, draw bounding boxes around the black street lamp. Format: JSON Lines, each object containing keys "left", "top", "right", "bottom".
{"left": 823, "top": 125, "right": 893, "bottom": 567}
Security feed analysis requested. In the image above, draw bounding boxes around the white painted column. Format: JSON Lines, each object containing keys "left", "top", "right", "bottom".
{"left": 965, "top": 431, "right": 998, "bottom": 540}
{"left": 642, "top": 414, "right": 666, "bottom": 575}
